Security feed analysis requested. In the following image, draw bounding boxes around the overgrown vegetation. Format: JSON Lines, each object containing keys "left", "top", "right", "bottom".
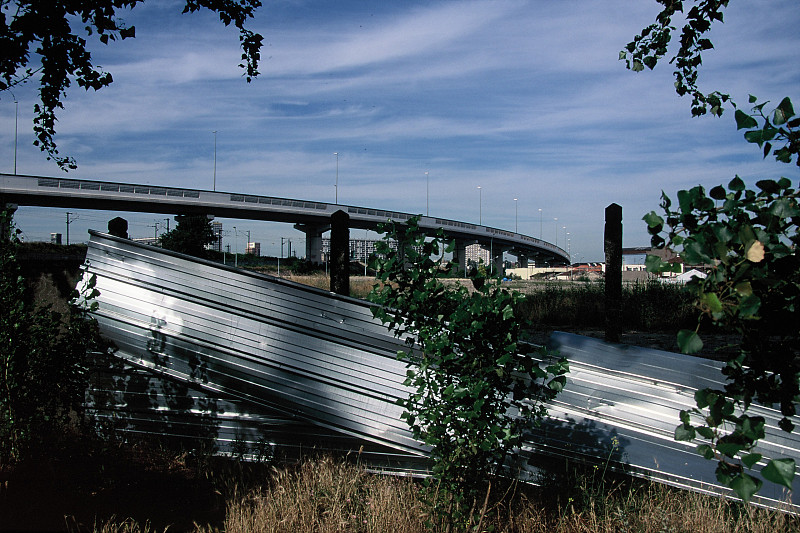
{"left": 368, "top": 217, "right": 569, "bottom": 530}
{"left": 645, "top": 176, "right": 799, "bottom": 501}
{"left": 515, "top": 280, "right": 695, "bottom": 331}
{"left": 159, "top": 214, "right": 217, "bottom": 258}
{"left": 0, "top": 208, "right": 111, "bottom": 465}
{"left": 626, "top": 1, "right": 799, "bottom": 502}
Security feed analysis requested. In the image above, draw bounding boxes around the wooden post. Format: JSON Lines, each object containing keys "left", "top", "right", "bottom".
{"left": 330, "top": 210, "right": 350, "bottom": 296}
{"left": 604, "top": 203, "right": 622, "bottom": 342}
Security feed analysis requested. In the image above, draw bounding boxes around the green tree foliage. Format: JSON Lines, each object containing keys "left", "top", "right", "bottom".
{"left": 621, "top": 1, "right": 799, "bottom": 166}
{"left": 628, "top": 1, "right": 799, "bottom": 502}
{"left": 644, "top": 177, "right": 799, "bottom": 501}
{"left": 368, "top": 217, "right": 568, "bottom": 529}
{"left": 0, "top": 0, "right": 263, "bottom": 170}
{"left": 0, "top": 208, "right": 109, "bottom": 464}
{"left": 159, "top": 214, "right": 216, "bottom": 258}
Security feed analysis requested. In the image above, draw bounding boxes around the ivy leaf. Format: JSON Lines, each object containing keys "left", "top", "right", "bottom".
{"left": 761, "top": 458, "right": 795, "bottom": 490}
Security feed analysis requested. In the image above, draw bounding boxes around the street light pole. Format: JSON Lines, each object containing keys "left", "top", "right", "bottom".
{"left": 425, "top": 171, "right": 429, "bottom": 216}
{"left": 333, "top": 152, "right": 339, "bottom": 204}
{"left": 538, "top": 208, "right": 542, "bottom": 239}
{"left": 477, "top": 186, "right": 482, "bottom": 225}
{"left": 213, "top": 131, "right": 217, "bottom": 191}
{"left": 554, "top": 217, "right": 558, "bottom": 247}
{"left": 514, "top": 198, "right": 518, "bottom": 233}
{"left": 233, "top": 226, "right": 238, "bottom": 268}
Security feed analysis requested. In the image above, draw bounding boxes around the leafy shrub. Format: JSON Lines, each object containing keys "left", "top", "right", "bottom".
{"left": 0, "top": 208, "right": 109, "bottom": 464}
{"left": 644, "top": 175, "right": 799, "bottom": 501}
{"left": 368, "top": 217, "right": 568, "bottom": 530}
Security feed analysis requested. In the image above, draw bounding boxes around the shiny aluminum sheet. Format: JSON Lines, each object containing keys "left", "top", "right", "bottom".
{"left": 79, "top": 231, "right": 799, "bottom": 511}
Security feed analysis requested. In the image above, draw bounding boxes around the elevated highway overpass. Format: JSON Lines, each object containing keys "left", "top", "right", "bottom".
{"left": 1, "top": 173, "right": 570, "bottom": 269}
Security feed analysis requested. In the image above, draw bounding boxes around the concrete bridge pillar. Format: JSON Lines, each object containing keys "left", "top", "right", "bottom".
{"left": 492, "top": 248, "right": 504, "bottom": 278}
{"left": 450, "top": 239, "right": 469, "bottom": 274}
{"left": 295, "top": 223, "right": 329, "bottom": 265}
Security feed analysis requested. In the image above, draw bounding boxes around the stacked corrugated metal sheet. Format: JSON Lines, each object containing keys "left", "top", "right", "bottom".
{"left": 81, "top": 231, "right": 799, "bottom": 511}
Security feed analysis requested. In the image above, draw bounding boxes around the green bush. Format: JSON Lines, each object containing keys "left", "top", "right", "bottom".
{"left": 0, "top": 208, "right": 109, "bottom": 464}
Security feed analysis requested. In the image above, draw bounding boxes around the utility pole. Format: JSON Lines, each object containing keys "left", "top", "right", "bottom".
{"left": 149, "top": 221, "right": 159, "bottom": 240}
{"left": 65, "top": 212, "right": 78, "bottom": 245}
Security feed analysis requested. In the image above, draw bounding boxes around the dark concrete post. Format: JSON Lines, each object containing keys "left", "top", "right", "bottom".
{"left": 604, "top": 203, "right": 622, "bottom": 342}
{"left": 330, "top": 210, "right": 350, "bottom": 296}
{"left": 108, "top": 217, "right": 129, "bottom": 239}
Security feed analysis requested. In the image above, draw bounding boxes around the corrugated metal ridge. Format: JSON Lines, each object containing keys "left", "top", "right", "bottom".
{"left": 79, "top": 232, "right": 800, "bottom": 513}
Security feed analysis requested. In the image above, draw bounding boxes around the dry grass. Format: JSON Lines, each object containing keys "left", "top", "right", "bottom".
{"left": 199, "top": 456, "right": 428, "bottom": 533}
{"left": 284, "top": 274, "right": 378, "bottom": 299}
{"left": 90, "top": 456, "right": 799, "bottom": 533}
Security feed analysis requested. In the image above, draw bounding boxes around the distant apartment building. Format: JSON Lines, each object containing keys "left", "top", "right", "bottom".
{"left": 210, "top": 221, "right": 223, "bottom": 252}
{"left": 465, "top": 243, "right": 489, "bottom": 265}
{"left": 321, "top": 238, "right": 404, "bottom": 263}
{"left": 246, "top": 242, "right": 261, "bottom": 256}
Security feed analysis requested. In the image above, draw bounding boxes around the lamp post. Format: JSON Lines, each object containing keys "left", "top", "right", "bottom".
{"left": 333, "top": 152, "right": 339, "bottom": 204}
{"left": 563, "top": 226, "right": 567, "bottom": 249}
{"left": 538, "top": 208, "right": 542, "bottom": 239}
{"left": 477, "top": 186, "right": 482, "bottom": 225}
{"left": 213, "top": 130, "right": 217, "bottom": 191}
{"left": 233, "top": 226, "right": 238, "bottom": 268}
{"left": 514, "top": 198, "right": 518, "bottom": 233}
{"left": 554, "top": 217, "right": 558, "bottom": 247}
{"left": 425, "top": 171, "right": 429, "bottom": 216}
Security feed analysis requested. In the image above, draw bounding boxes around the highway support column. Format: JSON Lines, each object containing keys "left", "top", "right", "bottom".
{"left": 450, "top": 239, "right": 469, "bottom": 275}
{"left": 296, "top": 223, "right": 328, "bottom": 265}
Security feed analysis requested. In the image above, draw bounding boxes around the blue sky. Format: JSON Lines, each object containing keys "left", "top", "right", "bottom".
{"left": 2, "top": 0, "right": 798, "bottom": 261}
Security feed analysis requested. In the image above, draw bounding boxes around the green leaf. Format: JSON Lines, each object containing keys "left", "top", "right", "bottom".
{"left": 773, "top": 97, "right": 795, "bottom": 126}
{"left": 738, "top": 294, "right": 761, "bottom": 318}
{"left": 700, "top": 292, "right": 723, "bottom": 314}
{"left": 697, "top": 444, "right": 715, "bottom": 460}
{"left": 742, "top": 453, "right": 762, "bottom": 469}
{"left": 730, "top": 473, "right": 762, "bottom": 502}
{"left": 642, "top": 211, "right": 664, "bottom": 229}
{"left": 696, "top": 426, "right": 715, "bottom": 439}
{"left": 677, "top": 329, "right": 703, "bottom": 354}
{"left": 761, "top": 458, "right": 795, "bottom": 489}
{"left": 675, "top": 423, "right": 696, "bottom": 441}
{"left": 735, "top": 109, "right": 758, "bottom": 130}
{"left": 716, "top": 441, "right": 745, "bottom": 458}
{"left": 728, "top": 176, "right": 746, "bottom": 191}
